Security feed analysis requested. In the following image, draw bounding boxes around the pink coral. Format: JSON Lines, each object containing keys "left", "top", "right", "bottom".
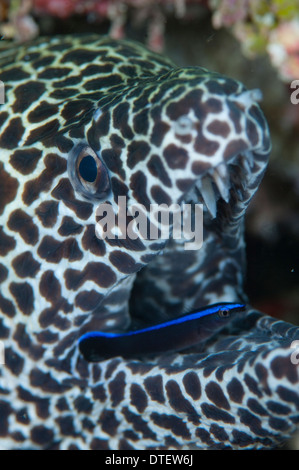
{"left": 33, "top": 0, "right": 86, "bottom": 18}
{"left": 3, "top": 0, "right": 299, "bottom": 80}
{"left": 267, "top": 19, "right": 299, "bottom": 81}
{"left": 32, "top": 0, "right": 113, "bottom": 19}
{"left": 30, "top": 1, "right": 207, "bottom": 50}
{"left": 210, "top": 0, "right": 250, "bottom": 28}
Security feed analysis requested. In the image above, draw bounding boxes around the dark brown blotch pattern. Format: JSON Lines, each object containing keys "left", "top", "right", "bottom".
{"left": 166, "top": 89, "right": 203, "bottom": 120}
{"left": 122, "top": 406, "right": 157, "bottom": 441}
{"left": 182, "top": 371, "right": 201, "bottom": 400}
{"left": 100, "top": 409, "right": 120, "bottom": 437}
{"left": 82, "top": 225, "right": 106, "bottom": 256}
{"left": 58, "top": 216, "right": 83, "bottom": 237}
{"left": 224, "top": 139, "right": 248, "bottom": 159}
{"left": 25, "top": 119, "right": 60, "bottom": 147}
{"left": 166, "top": 380, "right": 200, "bottom": 425}
{"left": 109, "top": 250, "right": 143, "bottom": 274}
{"left": 108, "top": 372, "right": 126, "bottom": 407}
{"left": 64, "top": 262, "right": 116, "bottom": 290}
{"left": 127, "top": 140, "right": 151, "bottom": 169}
{"left": 201, "top": 403, "right": 235, "bottom": 424}
{"left": 130, "top": 171, "right": 151, "bottom": 209}
{"left": 9, "top": 281, "right": 34, "bottom": 316}
{"left": 226, "top": 377, "right": 244, "bottom": 404}
{"left": 0, "top": 227, "right": 16, "bottom": 256}
{"left": 51, "top": 178, "right": 93, "bottom": 220}
{"left": 207, "top": 119, "right": 230, "bottom": 137}
{"left": 130, "top": 384, "right": 148, "bottom": 413}
{"left": 163, "top": 144, "right": 188, "bottom": 169}
{"left": 12, "top": 81, "right": 46, "bottom": 113}
{"left": 147, "top": 154, "right": 172, "bottom": 188}
{"left": 12, "top": 251, "right": 41, "bottom": 278}
{"left": 23, "top": 154, "right": 67, "bottom": 206}
{"left": 75, "top": 290, "right": 103, "bottom": 311}
{"left": 143, "top": 375, "right": 165, "bottom": 404}
{"left": 150, "top": 412, "right": 191, "bottom": 439}
{"left": 113, "top": 102, "right": 133, "bottom": 140}
{"left": 86, "top": 111, "right": 110, "bottom": 152}
{"left": 0, "top": 264, "right": 8, "bottom": 284}
{"left": 9, "top": 148, "right": 42, "bottom": 175}
{"left": 4, "top": 347, "right": 24, "bottom": 376}
{"left": 205, "top": 381, "right": 230, "bottom": 410}
{"left": 271, "top": 355, "right": 298, "bottom": 384}
{"left": 133, "top": 109, "right": 149, "bottom": 135}
{"left": 28, "top": 101, "right": 59, "bottom": 124}
{"left": 0, "top": 162, "right": 19, "bottom": 215}
{"left": 101, "top": 148, "right": 125, "bottom": 180}
{"left": 194, "top": 127, "right": 220, "bottom": 156}
{"left": 7, "top": 209, "right": 39, "bottom": 245}
{"left": 0, "top": 293, "right": 16, "bottom": 317}
{"left": 150, "top": 120, "right": 170, "bottom": 147}
{"left": 35, "top": 201, "right": 59, "bottom": 228}
{"left": 151, "top": 185, "right": 172, "bottom": 205}
{"left": 37, "top": 235, "right": 83, "bottom": 263}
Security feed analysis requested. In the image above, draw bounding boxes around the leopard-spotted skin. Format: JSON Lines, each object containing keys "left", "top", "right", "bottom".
{"left": 0, "top": 34, "right": 298, "bottom": 450}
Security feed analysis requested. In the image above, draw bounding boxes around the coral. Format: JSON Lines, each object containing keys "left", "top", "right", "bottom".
{"left": 0, "top": 0, "right": 39, "bottom": 41}
{"left": 267, "top": 18, "right": 299, "bottom": 81}
{"left": 0, "top": 1, "right": 207, "bottom": 50}
{"left": 209, "top": 0, "right": 299, "bottom": 81}
{"left": 1, "top": 1, "right": 299, "bottom": 78}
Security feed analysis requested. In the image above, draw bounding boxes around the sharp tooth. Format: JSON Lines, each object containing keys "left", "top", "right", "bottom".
{"left": 201, "top": 176, "right": 217, "bottom": 218}
{"left": 212, "top": 163, "right": 230, "bottom": 203}
{"left": 216, "top": 161, "right": 227, "bottom": 179}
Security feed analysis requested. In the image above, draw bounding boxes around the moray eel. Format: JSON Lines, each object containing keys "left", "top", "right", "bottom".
{"left": 0, "top": 34, "right": 298, "bottom": 450}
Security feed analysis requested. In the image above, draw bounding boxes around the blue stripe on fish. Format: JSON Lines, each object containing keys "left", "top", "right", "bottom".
{"left": 79, "top": 302, "right": 245, "bottom": 360}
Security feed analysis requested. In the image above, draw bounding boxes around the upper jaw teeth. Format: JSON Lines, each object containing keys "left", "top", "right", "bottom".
{"left": 201, "top": 175, "right": 217, "bottom": 218}
{"left": 196, "top": 162, "right": 231, "bottom": 219}
{"left": 212, "top": 163, "right": 230, "bottom": 203}
{"left": 184, "top": 151, "right": 255, "bottom": 219}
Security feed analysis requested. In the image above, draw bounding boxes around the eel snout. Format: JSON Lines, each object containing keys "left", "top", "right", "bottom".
{"left": 181, "top": 87, "right": 272, "bottom": 223}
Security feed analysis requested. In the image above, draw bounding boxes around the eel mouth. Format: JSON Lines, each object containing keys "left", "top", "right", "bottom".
{"left": 78, "top": 90, "right": 271, "bottom": 354}
{"left": 183, "top": 149, "right": 259, "bottom": 224}
{"left": 184, "top": 150, "right": 258, "bottom": 219}
{"left": 127, "top": 146, "right": 266, "bottom": 329}
{"left": 79, "top": 147, "right": 262, "bottom": 350}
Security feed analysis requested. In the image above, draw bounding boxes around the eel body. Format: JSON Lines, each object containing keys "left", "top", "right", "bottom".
{"left": 0, "top": 34, "right": 298, "bottom": 450}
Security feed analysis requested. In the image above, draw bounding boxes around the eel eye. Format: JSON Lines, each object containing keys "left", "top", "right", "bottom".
{"left": 69, "top": 144, "right": 111, "bottom": 200}
{"left": 78, "top": 154, "right": 98, "bottom": 183}
{"left": 218, "top": 309, "right": 230, "bottom": 318}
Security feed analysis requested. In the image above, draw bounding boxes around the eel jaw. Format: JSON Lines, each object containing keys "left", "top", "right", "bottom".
{"left": 126, "top": 147, "right": 266, "bottom": 328}
{"left": 181, "top": 88, "right": 271, "bottom": 223}
{"left": 184, "top": 149, "right": 265, "bottom": 224}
